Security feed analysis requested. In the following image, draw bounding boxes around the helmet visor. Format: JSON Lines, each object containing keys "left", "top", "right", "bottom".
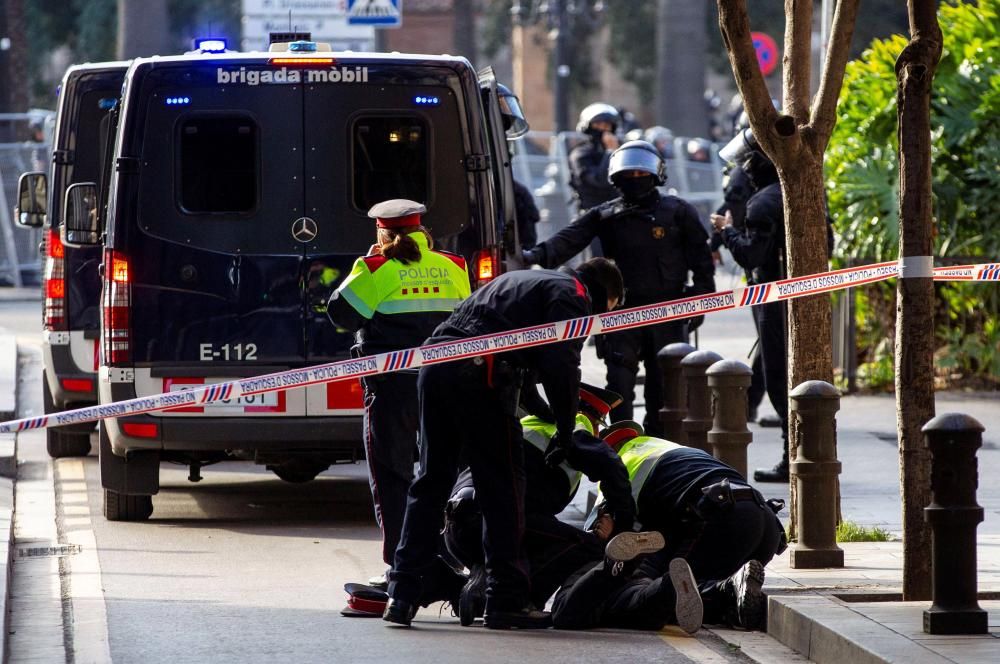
{"left": 499, "top": 91, "right": 529, "bottom": 139}
{"left": 719, "top": 128, "right": 756, "bottom": 165}
{"left": 609, "top": 144, "right": 663, "bottom": 181}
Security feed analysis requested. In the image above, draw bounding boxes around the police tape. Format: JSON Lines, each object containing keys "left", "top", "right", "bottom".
{"left": 1, "top": 260, "right": 998, "bottom": 434}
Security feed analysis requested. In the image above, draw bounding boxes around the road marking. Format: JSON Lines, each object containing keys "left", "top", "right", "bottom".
{"left": 659, "top": 626, "right": 733, "bottom": 663}
{"left": 55, "top": 457, "right": 113, "bottom": 664}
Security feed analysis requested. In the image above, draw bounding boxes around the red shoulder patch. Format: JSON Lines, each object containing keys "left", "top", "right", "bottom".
{"left": 433, "top": 250, "right": 467, "bottom": 270}
{"left": 362, "top": 255, "right": 390, "bottom": 271}
{"left": 574, "top": 278, "right": 588, "bottom": 298}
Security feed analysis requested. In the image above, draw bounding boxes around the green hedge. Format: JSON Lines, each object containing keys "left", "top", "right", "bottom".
{"left": 825, "top": 0, "right": 1000, "bottom": 388}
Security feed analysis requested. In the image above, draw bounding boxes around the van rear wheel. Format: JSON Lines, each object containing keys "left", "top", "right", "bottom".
{"left": 47, "top": 429, "right": 93, "bottom": 458}
{"left": 103, "top": 489, "right": 153, "bottom": 521}
{"left": 42, "top": 372, "right": 92, "bottom": 458}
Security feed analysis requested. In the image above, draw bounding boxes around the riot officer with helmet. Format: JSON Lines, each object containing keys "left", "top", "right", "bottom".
{"left": 712, "top": 129, "right": 790, "bottom": 482}
{"left": 524, "top": 141, "right": 716, "bottom": 435}
{"left": 569, "top": 103, "right": 621, "bottom": 211}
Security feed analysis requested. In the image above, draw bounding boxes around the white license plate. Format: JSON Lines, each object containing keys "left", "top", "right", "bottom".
{"left": 168, "top": 384, "right": 278, "bottom": 411}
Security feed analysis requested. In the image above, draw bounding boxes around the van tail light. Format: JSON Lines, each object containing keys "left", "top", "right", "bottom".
{"left": 102, "top": 249, "right": 132, "bottom": 364}
{"left": 326, "top": 379, "right": 364, "bottom": 410}
{"left": 121, "top": 422, "right": 158, "bottom": 439}
{"left": 474, "top": 247, "right": 501, "bottom": 286}
{"left": 43, "top": 229, "right": 67, "bottom": 330}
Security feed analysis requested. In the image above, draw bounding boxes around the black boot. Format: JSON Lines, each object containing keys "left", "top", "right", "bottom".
{"left": 483, "top": 605, "right": 552, "bottom": 630}
{"left": 382, "top": 598, "right": 418, "bottom": 627}
{"left": 704, "top": 560, "right": 767, "bottom": 630}
{"left": 459, "top": 564, "right": 487, "bottom": 626}
{"left": 753, "top": 451, "right": 789, "bottom": 483}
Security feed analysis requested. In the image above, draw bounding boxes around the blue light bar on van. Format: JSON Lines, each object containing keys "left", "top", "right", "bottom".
{"left": 99, "top": 98, "right": 118, "bottom": 110}
{"left": 195, "top": 38, "right": 228, "bottom": 53}
{"left": 165, "top": 96, "right": 191, "bottom": 106}
{"left": 414, "top": 95, "right": 440, "bottom": 106}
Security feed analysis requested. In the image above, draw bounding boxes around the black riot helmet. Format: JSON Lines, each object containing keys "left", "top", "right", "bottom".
{"left": 719, "top": 128, "right": 777, "bottom": 188}
{"left": 497, "top": 84, "right": 529, "bottom": 139}
{"left": 608, "top": 140, "right": 667, "bottom": 186}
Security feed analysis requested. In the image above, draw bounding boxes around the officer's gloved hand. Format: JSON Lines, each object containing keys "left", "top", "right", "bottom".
{"left": 687, "top": 315, "right": 705, "bottom": 334}
{"left": 592, "top": 197, "right": 637, "bottom": 221}
{"left": 521, "top": 246, "right": 543, "bottom": 266}
{"left": 544, "top": 430, "right": 573, "bottom": 468}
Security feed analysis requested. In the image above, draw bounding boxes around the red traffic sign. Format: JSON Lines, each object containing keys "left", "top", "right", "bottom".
{"left": 751, "top": 32, "right": 779, "bottom": 76}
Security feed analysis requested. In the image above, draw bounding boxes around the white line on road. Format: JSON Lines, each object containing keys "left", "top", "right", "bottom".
{"left": 659, "top": 626, "right": 735, "bottom": 663}
{"left": 56, "top": 457, "right": 113, "bottom": 664}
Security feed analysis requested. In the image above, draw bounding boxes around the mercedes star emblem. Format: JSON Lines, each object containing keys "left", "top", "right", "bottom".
{"left": 292, "top": 217, "right": 318, "bottom": 243}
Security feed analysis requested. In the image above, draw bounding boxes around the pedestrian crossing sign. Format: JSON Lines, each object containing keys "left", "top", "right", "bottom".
{"left": 347, "top": 0, "right": 402, "bottom": 27}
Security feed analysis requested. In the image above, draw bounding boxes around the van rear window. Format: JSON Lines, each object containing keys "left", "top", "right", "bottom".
{"left": 353, "top": 115, "right": 429, "bottom": 211}
{"left": 179, "top": 116, "right": 258, "bottom": 214}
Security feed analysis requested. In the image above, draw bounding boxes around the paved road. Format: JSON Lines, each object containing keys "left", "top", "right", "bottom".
{"left": 4, "top": 319, "right": 754, "bottom": 663}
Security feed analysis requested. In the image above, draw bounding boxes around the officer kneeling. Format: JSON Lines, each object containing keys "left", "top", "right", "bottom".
{"left": 384, "top": 258, "right": 625, "bottom": 630}
{"left": 551, "top": 421, "right": 786, "bottom": 634}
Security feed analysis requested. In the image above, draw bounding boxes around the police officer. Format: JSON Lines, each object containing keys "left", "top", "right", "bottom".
{"left": 569, "top": 103, "right": 621, "bottom": 211}
{"left": 444, "top": 383, "right": 635, "bottom": 625}
{"left": 384, "top": 258, "right": 624, "bottom": 630}
{"left": 711, "top": 129, "right": 790, "bottom": 482}
{"left": 327, "top": 199, "right": 472, "bottom": 582}
{"left": 552, "top": 421, "right": 786, "bottom": 633}
{"left": 524, "top": 140, "right": 716, "bottom": 435}
{"left": 513, "top": 179, "right": 540, "bottom": 250}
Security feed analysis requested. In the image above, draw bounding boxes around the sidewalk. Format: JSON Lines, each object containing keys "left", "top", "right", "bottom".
{"left": 580, "top": 268, "right": 1000, "bottom": 662}
{"left": 0, "top": 286, "right": 40, "bottom": 302}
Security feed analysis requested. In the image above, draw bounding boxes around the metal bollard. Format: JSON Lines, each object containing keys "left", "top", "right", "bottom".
{"left": 657, "top": 343, "right": 696, "bottom": 443}
{"left": 706, "top": 359, "right": 753, "bottom": 477}
{"left": 681, "top": 350, "right": 722, "bottom": 453}
{"left": 922, "top": 413, "right": 988, "bottom": 635}
{"left": 789, "top": 380, "right": 844, "bottom": 569}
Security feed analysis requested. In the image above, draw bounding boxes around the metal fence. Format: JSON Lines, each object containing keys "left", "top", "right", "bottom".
{"left": 0, "top": 111, "right": 55, "bottom": 287}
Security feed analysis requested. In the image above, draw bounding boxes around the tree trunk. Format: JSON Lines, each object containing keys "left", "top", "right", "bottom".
{"left": 1, "top": 0, "right": 30, "bottom": 118}
{"left": 895, "top": 0, "right": 941, "bottom": 602}
{"left": 780, "top": 155, "right": 835, "bottom": 539}
{"left": 117, "top": 0, "right": 170, "bottom": 60}
{"left": 656, "top": 0, "right": 707, "bottom": 137}
{"left": 717, "top": 0, "right": 857, "bottom": 539}
{"left": 453, "top": 0, "right": 477, "bottom": 63}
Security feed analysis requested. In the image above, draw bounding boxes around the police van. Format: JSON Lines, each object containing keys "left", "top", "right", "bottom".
{"left": 15, "top": 62, "right": 128, "bottom": 458}
{"left": 61, "top": 37, "right": 523, "bottom": 520}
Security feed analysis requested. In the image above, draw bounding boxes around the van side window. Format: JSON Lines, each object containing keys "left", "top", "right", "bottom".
{"left": 353, "top": 116, "right": 429, "bottom": 211}
{"left": 179, "top": 116, "right": 257, "bottom": 214}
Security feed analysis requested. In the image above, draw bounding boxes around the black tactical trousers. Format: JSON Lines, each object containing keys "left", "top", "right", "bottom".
{"left": 362, "top": 372, "right": 419, "bottom": 565}
{"left": 604, "top": 320, "right": 686, "bottom": 436}
{"left": 552, "top": 495, "right": 783, "bottom": 630}
{"left": 751, "top": 300, "right": 789, "bottom": 449}
{"left": 443, "top": 497, "right": 604, "bottom": 608}
{"left": 748, "top": 341, "right": 766, "bottom": 414}
{"left": 389, "top": 360, "right": 531, "bottom": 613}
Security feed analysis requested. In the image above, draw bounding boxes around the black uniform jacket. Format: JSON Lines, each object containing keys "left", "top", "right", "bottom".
{"left": 568, "top": 139, "right": 617, "bottom": 210}
{"left": 429, "top": 269, "right": 591, "bottom": 436}
{"left": 637, "top": 447, "right": 744, "bottom": 532}
{"left": 514, "top": 180, "right": 541, "bottom": 250}
{"left": 537, "top": 192, "right": 716, "bottom": 305}
{"left": 720, "top": 182, "right": 785, "bottom": 284}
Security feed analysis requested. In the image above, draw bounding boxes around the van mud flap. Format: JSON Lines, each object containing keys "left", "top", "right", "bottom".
{"left": 99, "top": 423, "right": 160, "bottom": 495}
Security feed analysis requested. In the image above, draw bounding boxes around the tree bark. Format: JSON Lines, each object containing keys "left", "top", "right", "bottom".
{"left": 718, "top": 0, "right": 859, "bottom": 538}
{"left": 895, "top": 0, "right": 941, "bottom": 602}
{"left": 656, "top": 0, "right": 708, "bottom": 137}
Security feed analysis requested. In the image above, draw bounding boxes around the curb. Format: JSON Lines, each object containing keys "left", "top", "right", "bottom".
{"left": 0, "top": 330, "right": 16, "bottom": 663}
{"left": 0, "top": 332, "right": 14, "bottom": 422}
{"left": 767, "top": 594, "right": 952, "bottom": 664}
